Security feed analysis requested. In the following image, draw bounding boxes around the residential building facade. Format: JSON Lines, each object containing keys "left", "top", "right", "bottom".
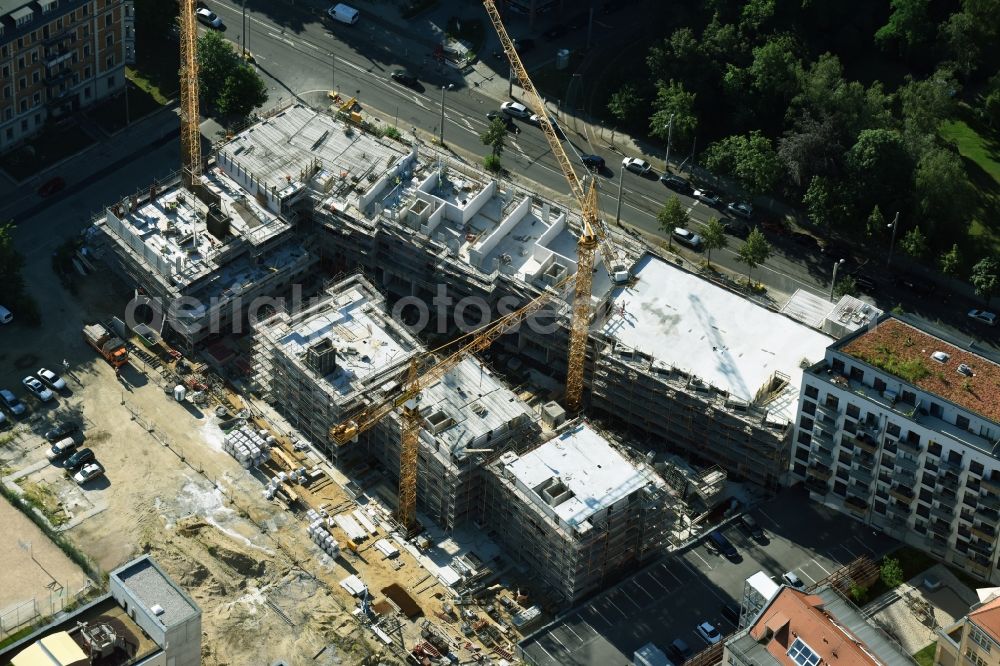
{"left": 791, "top": 315, "right": 1000, "bottom": 584}
{"left": 0, "top": 0, "right": 134, "bottom": 152}
{"left": 937, "top": 594, "right": 1000, "bottom": 666}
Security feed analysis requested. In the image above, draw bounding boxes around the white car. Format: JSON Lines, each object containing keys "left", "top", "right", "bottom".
{"left": 968, "top": 309, "right": 997, "bottom": 326}
{"left": 500, "top": 101, "right": 531, "bottom": 119}
{"left": 622, "top": 157, "right": 651, "bottom": 175}
{"left": 73, "top": 462, "right": 104, "bottom": 485}
{"left": 695, "top": 621, "right": 721, "bottom": 645}
{"left": 782, "top": 571, "right": 805, "bottom": 589}
{"left": 196, "top": 7, "right": 224, "bottom": 29}
{"left": 22, "top": 376, "right": 54, "bottom": 402}
{"left": 693, "top": 188, "right": 722, "bottom": 206}
{"left": 37, "top": 368, "right": 67, "bottom": 391}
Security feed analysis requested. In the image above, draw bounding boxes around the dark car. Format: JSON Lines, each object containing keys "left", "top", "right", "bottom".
{"left": 722, "top": 219, "right": 750, "bottom": 238}
{"left": 65, "top": 448, "right": 95, "bottom": 471}
{"left": 0, "top": 389, "right": 27, "bottom": 417}
{"left": 45, "top": 422, "right": 79, "bottom": 443}
{"left": 893, "top": 272, "right": 934, "bottom": 297}
{"left": 707, "top": 530, "right": 739, "bottom": 561}
{"left": 543, "top": 24, "right": 567, "bottom": 39}
{"left": 668, "top": 638, "right": 693, "bottom": 664}
{"left": 721, "top": 603, "right": 741, "bottom": 625}
{"left": 660, "top": 174, "right": 691, "bottom": 193}
{"left": 581, "top": 154, "right": 605, "bottom": 170}
{"left": 486, "top": 111, "right": 521, "bottom": 134}
{"left": 851, "top": 272, "right": 878, "bottom": 294}
{"left": 390, "top": 70, "right": 423, "bottom": 91}
{"left": 37, "top": 176, "right": 65, "bottom": 197}
{"left": 740, "top": 514, "right": 765, "bottom": 540}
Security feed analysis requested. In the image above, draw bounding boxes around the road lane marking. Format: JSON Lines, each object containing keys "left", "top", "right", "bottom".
{"left": 266, "top": 31, "right": 294, "bottom": 47}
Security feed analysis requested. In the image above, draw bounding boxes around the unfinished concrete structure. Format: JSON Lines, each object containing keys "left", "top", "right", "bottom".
{"left": 253, "top": 273, "right": 540, "bottom": 530}
{"left": 482, "top": 422, "right": 674, "bottom": 606}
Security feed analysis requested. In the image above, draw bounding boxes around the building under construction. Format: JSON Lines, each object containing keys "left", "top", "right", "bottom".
{"left": 482, "top": 421, "right": 674, "bottom": 606}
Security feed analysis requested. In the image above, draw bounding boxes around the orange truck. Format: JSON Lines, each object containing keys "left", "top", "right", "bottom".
{"left": 83, "top": 323, "right": 128, "bottom": 368}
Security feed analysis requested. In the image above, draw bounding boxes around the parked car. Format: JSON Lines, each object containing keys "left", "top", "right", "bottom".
{"left": 390, "top": 70, "right": 423, "bottom": 91}
{"left": 660, "top": 174, "right": 691, "bottom": 193}
{"left": 0, "top": 412, "right": 7, "bottom": 428}
{"left": 65, "top": 448, "right": 95, "bottom": 471}
{"left": 543, "top": 24, "right": 567, "bottom": 39}
{"left": 693, "top": 188, "right": 722, "bottom": 207}
{"left": 695, "top": 621, "right": 721, "bottom": 645}
{"left": 668, "top": 638, "right": 693, "bottom": 664}
{"left": 37, "top": 176, "right": 65, "bottom": 197}
{"left": 740, "top": 514, "right": 765, "bottom": 540}
{"left": 721, "top": 603, "right": 741, "bottom": 625}
{"left": 22, "top": 376, "right": 54, "bottom": 402}
{"left": 622, "top": 157, "right": 651, "bottom": 175}
{"left": 0, "top": 389, "right": 27, "bottom": 416}
{"left": 968, "top": 309, "right": 997, "bottom": 326}
{"left": 851, "top": 272, "right": 878, "bottom": 294}
{"left": 707, "top": 530, "right": 738, "bottom": 560}
{"left": 672, "top": 227, "right": 703, "bottom": 250}
{"left": 45, "top": 422, "right": 79, "bottom": 443}
{"left": 721, "top": 219, "right": 750, "bottom": 238}
{"left": 581, "top": 154, "right": 605, "bottom": 170}
{"left": 46, "top": 437, "right": 78, "bottom": 462}
{"left": 500, "top": 101, "right": 531, "bottom": 119}
{"left": 195, "top": 7, "right": 224, "bottom": 29}
{"left": 782, "top": 571, "right": 805, "bottom": 589}
{"left": 486, "top": 111, "right": 521, "bottom": 133}
{"left": 0, "top": 304, "right": 11, "bottom": 324}
{"left": 37, "top": 368, "right": 67, "bottom": 391}
{"left": 73, "top": 462, "right": 104, "bottom": 485}
{"left": 528, "top": 113, "right": 565, "bottom": 138}
{"left": 727, "top": 201, "right": 753, "bottom": 219}
{"left": 893, "top": 272, "right": 933, "bottom": 297}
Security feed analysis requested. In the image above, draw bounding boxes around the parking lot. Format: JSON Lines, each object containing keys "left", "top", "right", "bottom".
{"left": 519, "top": 487, "right": 899, "bottom": 666}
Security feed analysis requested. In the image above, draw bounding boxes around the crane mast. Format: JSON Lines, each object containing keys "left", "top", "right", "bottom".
{"left": 179, "top": 0, "right": 202, "bottom": 187}
{"left": 482, "top": 0, "right": 608, "bottom": 413}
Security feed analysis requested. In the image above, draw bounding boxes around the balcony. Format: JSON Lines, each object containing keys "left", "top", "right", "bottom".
{"left": 812, "top": 424, "right": 835, "bottom": 446}
{"left": 895, "top": 456, "right": 919, "bottom": 473}
{"left": 855, "top": 432, "right": 879, "bottom": 454}
{"left": 929, "top": 520, "right": 953, "bottom": 537}
{"left": 979, "top": 505, "right": 1000, "bottom": 523}
{"left": 895, "top": 468, "right": 917, "bottom": 485}
{"left": 850, "top": 466, "right": 874, "bottom": 485}
{"left": 972, "top": 523, "right": 998, "bottom": 541}
{"left": 980, "top": 492, "right": 1000, "bottom": 508}
{"left": 810, "top": 445, "right": 834, "bottom": 466}
{"left": 890, "top": 486, "right": 915, "bottom": 503}
{"left": 886, "top": 502, "right": 911, "bottom": 520}
{"left": 938, "top": 472, "right": 961, "bottom": 491}
{"left": 844, "top": 496, "right": 868, "bottom": 515}
{"left": 817, "top": 401, "right": 841, "bottom": 417}
{"left": 898, "top": 437, "right": 922, "bottom": 455}
{"left": 930, "top": 504, "right": 955, "bottom": 522}
{"left": 805, "top": 478, "right": 829, "bottom": 496}
{"left": 846, "top": 483, "right": 871, "bottom": 499}
{"left": 808, "top": 464, "right": 833, "bottom": 481}
{"left": 983, "top": 473, "right": 1000, "bottom": 494}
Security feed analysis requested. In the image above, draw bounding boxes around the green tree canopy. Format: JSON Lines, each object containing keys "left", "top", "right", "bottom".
{"left": 657, "top": 197, "right": 690, "bottom": 249}
{"left": 607, "top": 84, "right": 644, "bottom": 125}
{"left": 779, "top": 116, "right": 844, "bottom": 188}
{"left": 900, "top": 226, "right": 930, "bottom": 259}
{"left": 649, "top": 80, "right": 697, "bottom": 145}
{"left": 480, "top": 118, "right": 507, "bottom": 158}
{"left": 803, "top": 175, "right": 849, "bottom": 234}
{"left": 880, "top": 557, "right": 904, "bottom": 588}
{"left": 847, "top": 128, "right": 913, "bottom": 217}
{"left": 914, "top": 147, "right": 973, "bottom": 237}
{"left": 940, "top": 243, "right": 963, "bottom": 277}
{"left": 217, "top": 64, "right": 268, "bottom": 118}
{"left": 748, "top": 35, "right": 802, "bottom": 101}
{"left": 737, "top": 227, "right": 772, "bottom": 283}
{"left": 898, "top": 71, "right": 958, "bottom": 139}
{"left": 702, "top": 131, "right": 784, "bottom": 195}
{"left": 197, "top": 31, "right": 240, "bottom": 107}
{"left": 702, "top": 217, "right": 729, "bottom": 266}
{"left": 971, "top": 256, "right": 999, "bottom": 304}
{"left": 875, "top": 0, "right": 933, "bottom": 55}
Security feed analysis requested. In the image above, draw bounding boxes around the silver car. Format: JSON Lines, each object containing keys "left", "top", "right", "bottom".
{"left": 37, "top": 367, "right": 67, "bottom": 391}
{"left": 22, "top": 376, "right": 54, "bottom": 402}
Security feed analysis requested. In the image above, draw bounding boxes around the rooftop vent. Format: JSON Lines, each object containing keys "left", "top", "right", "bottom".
{"left": 931, "top": 351, "right": 950, "bottom": 363}
{"left": 151, "top": 604, "right": 165, "bottom": 616}
{"left": 957, "top": 364, "right": 974, "bottom": 377}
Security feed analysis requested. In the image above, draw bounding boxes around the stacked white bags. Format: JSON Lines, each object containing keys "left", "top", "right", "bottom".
{"left": 223, "top": 426, "right": 271, "bottom": 468}
{"left": 306, "top": 509, "right": 340, "bottom": 559}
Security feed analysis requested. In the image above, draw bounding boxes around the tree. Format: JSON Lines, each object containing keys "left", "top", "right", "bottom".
{"left": 737, "top": 228, "right": 772, "bottom": 284}
{"left": 607, "top": 84, "right": 644, "bottom": 126}
{"left": 198, "top": 31, "right": 240, "bottom": 106}
{"left": 657, "top": 198, "right": 689, "bottom": 250}
{"left": 983, "top": 89, "right": 1000, "bottom": 130}
{"left": 940, "top": 244, "right": 963, "bottom": 277}
{"left": 646, "top": 27, "right": 704, "bottom": 84}
{"left": 216, "top": 64, "right": 268, "bottom": 118}
{"left": 0, "top": 221, "right": 39, "bottom": 325}
{"left": 748, "top": 35, "right": 802, "bottom": 102}
{"left": 802, "top": 176, "right": 848, "bottom": 234}
{"left": 702, "top": 218, "right": 728, "bottom": 267}
{"left": 880, "top": 556, "right": 904, "bottom": 588}
{"left": 971, "top": 256, "right": 1000, "bottom": 304}
{"left": 480, "top": 117, "right": 507, "bottom": 159}
{"left": 914, "top": 147, "right": 973, "bottom": 238}
{"left": 901, "top": 226, "right": 930, "bottom": 259}
{"left": 866, "top": 206, "right": 886, "bottom": 241}
{"left": 875, "top": 0, "right": 933, "bottom": 56}
{"left": 702, "top": 131, "right": 784, "bottom": 195}
{"left": 833, "top": 275, "right": 858, "bottom": 299}
{"left": 649, "top": 80, "right": 697, "bottom": 146}
{"left": 898, "top": 71, "right": 958, "bottom": 139}
{"left": 779, "top": 116, "right": 844, "bottom": 188}
{"left": 847, "top": 128, "right": 913, "bottom": 218}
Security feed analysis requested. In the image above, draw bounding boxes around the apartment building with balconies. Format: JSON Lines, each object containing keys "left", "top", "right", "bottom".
{"left": 791, "top": 315, "right": 1000, "bottom": 584}
{"left": 0, "top": 0, "right": 134, "bottom": 151}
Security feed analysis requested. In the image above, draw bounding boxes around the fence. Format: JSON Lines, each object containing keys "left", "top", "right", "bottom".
{"left": 0, "top": 578, "right": 94, "bottom": 640}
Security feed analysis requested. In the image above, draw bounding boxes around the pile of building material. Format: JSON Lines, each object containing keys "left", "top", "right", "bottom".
{"left": 306, "top": 509, "right": 341, "bottom": 559}
{"left": 223, "top": 426, "right": 273, "bottom": 468}
{"left": 334, "top": 512, "right": 369, "bottom": 543}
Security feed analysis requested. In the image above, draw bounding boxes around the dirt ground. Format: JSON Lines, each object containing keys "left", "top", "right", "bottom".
{"left": 0, "top": 497, "right": 90, "bottom": 613}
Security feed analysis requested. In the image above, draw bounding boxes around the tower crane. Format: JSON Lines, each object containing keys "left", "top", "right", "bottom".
{"left": 179, "top": 0, "right": 202, "bottom": 187}
{"left": 482, "top": 0, "right": 621, "bottom": 413}
{"left": 329, "top": 275, "right": 571, "bottom": 532}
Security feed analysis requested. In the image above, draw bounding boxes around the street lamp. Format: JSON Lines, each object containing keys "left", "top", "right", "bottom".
{"left": 886, "top": 211, "right": 900, "bottom": 267}
{"left": 439, "top": 84, "right": 454, "bottom": 145}
{"left": 664, "top": 113, "right": 674, "bottom": 173}
{"left": 830, "top": 258, "right": 845, "bottom": 301}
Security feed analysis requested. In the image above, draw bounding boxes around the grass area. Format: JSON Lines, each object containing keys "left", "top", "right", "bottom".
{"left": 87, "top": 82, "right": 166, "bottom": 135}
{"left": 16, "top": 480, "right": 69, "bottom": 528}
{"left": 0, "top": 625, "right": 37, "bottom": 650}
{"left": 1, "top": 122, "right": 96, "bottom": 181}
{"left": 940, "top": 104, "right": 1000, "bottom": 257}
{"left": 913, "top": 643, "right": 937, "bottom": 666}
{"left": 857, "top": 546, "right": 936, "bottom": 603}
{"left": 126, "top": 41, "right": 180, "bottom": 105}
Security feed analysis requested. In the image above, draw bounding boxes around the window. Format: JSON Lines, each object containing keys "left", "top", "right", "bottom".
{"left": 920, "top": 488, "right": 933, "bottom": 503}
{"left": 106, "top": 55, "right": 114, "bottom": 69}
{"left": 805, "top": 384, "right": 819, "bottom": 399}
{"left": 850, "top": 366, "right": 864, "bottom": 382}
{"left": 31, "top": 50, "right": 38, "bottom": 63}
{"left": 106, "top": 75, "right": 115, "bottom": 88}
{"left": 930, "top": 402, "right": 943, "bottom": 418}
{"left": 105, "top": 13, "right": 113, "bottom": 27}
{"left": 84, "top": 44, "right": 90, "bottom": 57}
{"left": 84, "top": 66, "right": 90, "bottom": 78}
{"left": 832, "top": 358, "right": 846, "bottom": 374}
{"left": 874, "top": 377, "right": 887, "bottom": 392}
{"left": 887, "top": 422, "right": 901, "bottom": 437}
{"left": 84, "top": 86, "right": 90, "bottom": 98}
{"left": 20, "top": 119, "right": 28, "bottom": 131}
{"left": 799, "top": 415, "right": 814, "bottom": 430}
{"left": 846, "top": 403, "right": 861, "bottom": 419}
{"left": 32, "top": 71, "right": 39, "bottom": 83}
{"left": 19, "top": 100, "right": 27, "bottom": 112}
{"left": 2, "top": 85, "right": 9, "bottom": 99}
{"left": 971, "top": 461, "right": 985, "bottom": 477}
{"left": 33, "top": 112, "right": 40, "bottom": 125}
{"left": 873, "top": 500, "right": 886, "bottom": 514}
{"left": 928, "top": 441, "right": 942, "bottom": 457}
{"left": 797, "top": 431, "right": 812, "bottom": 446}
{"left": 19, "top": 77, "right": 26, "bottom": 90}
{"left": 4, "top": 128, "right": 12, "bottom": 140}
{"left": 788, "top": 638, "right": 821, "bottom": 666}
{"left": 833, "top": 481, "right": 847, "bottom": 497}
{"left": 32, "top": 92, "right": 39, "bottom": 105}
{"left": 802, "top": 401, "right": 816, "bottom": 416}
{"left": 957, "top": 415, "right": 970, "bottom": 430}
{"left": 1, "top": 66, "right": 7, "bottom": 77}
{"left": 825, "top": 395, "right": 839, "bottom": 409}
{"left": 795, "top": 446, "right": 809, "bottom": 462}
{"left": 18, "top": 57, "right": 25, "bottom": 70}
{"left": 106, "top": 34, "right": 113, "bottom": 48}
{"left": 916, "top": 503, "right": 930, "bottom": 518}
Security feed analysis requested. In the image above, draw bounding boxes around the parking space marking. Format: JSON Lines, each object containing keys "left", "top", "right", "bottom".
{"left": 662, "top": 564, "right": 684, "bottom": 588}
{"left": 632, "top": 582, "right": 655, "bottom": 603}
{"left": 530, "top": 639, "right": 560, "bottom": 666}
{"left": 618, "top": 591, "right": 641, "bottom": 609}
{"left": 646, "top": 572, "right": 670, "bottom": 593}
{"left": 812, "top": 557, "right": 832, "bottom": 576}
{"left": 853, "top": 535, "right": 876, "bottom": 555}
{"left": 758, "top": 508, "right": 780, "bottom": 527}
{"left": 606, "top": 598, "right": 628, "bottom": 619}
{"left": 797, "top": 567, "right": 817, "bottom": 584}
{"left": 690, "top": 548, "right": 714, "bottom": 570}
{"left": 547, "top": 631, "right": 569, "bottom": 653}
{"left": 588, "top": 605, "right": 612, "bottom": 627}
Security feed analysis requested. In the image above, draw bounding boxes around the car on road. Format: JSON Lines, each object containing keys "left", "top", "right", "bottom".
{"left": 73, "top": 462, "right": 104, "bottom": 485}
{"left": 37, "top": 176, "right": 65, "bottom": 197}
{"left": 727, "top": 201, "right": 753, "bottom": 219}
{"left": 581, "top": 154, "right": 605, "bottom": 170}
{"left": 46, "top": 437, "right": 78, "bottom": 462}
{"left": 486, "top": 111, "right": 521, "bottom": 133}
{"left": 740, "top": 513, "right": 765, "bottom": 541}
{"left": 543, "top": 24, "right": 567, "bottom": 39}
{"left": 668, "top": 638, "right": 693, "bottom": 664}
{"left": 968, "top": 309, "right": 997, "bottom": 326}
{"left": 622, "top": 157, "right": 651, "bottom": 175}
{"left": 782, "top": 571, "right": 805, "bottom": 589}
{"left": 660, "top": 174, "right": 691, "bottom": 193}
{"left": 390, "top": 70, "right": 423, "bottom": 91}
{"left": 0, "top": 389, "right": 27, "bottom": 417}
{"left": 851, "top": 272, "right": 878, "bottom": 294}
{"left": 693, "top": 188, "right": 722, "bottom": 207}
{"left": 893, "top": 273, "right": 934, "bottom": 297}
{"left": 673, "top": 227, "right": 703, "bottom": 250}
{"left": 45, "top": 422, "right": 79, "bottom": 443}
{"left": 721, "top": 603, "right": 741, "bottom": 625}
{"left": 65, "top": 448, "right": 95, "bottom": 471}
{"left": 195, "top": 7, "right": 224, "bottom": 29}
{"left": 500, "top": 101, "right": 531, "bottom": 119}
{"left": 695, "top": 621, "right": 722, "bottom": 645}
{"left": 22, "top": 376, "right": 54, "bottom": 402}
{"left": 528, "top": 113, "right": 565, "bottom": 138}
{"left": 37, "top": 368, "right": 67, "bottom": 391}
